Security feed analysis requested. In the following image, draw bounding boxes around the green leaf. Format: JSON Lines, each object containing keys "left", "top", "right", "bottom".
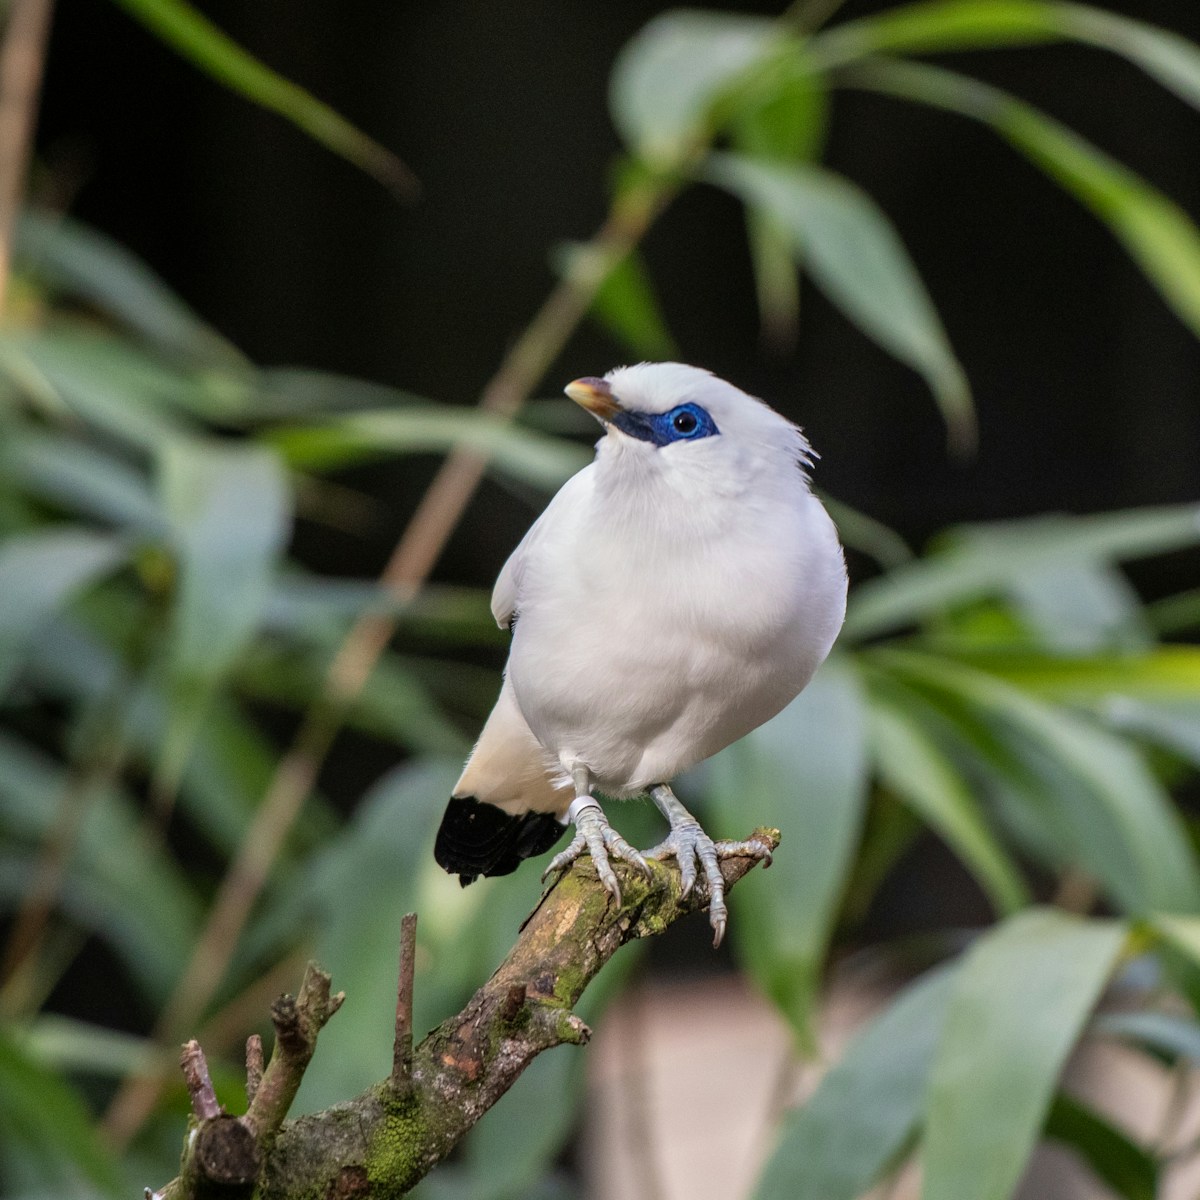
{"left": 0, "top": 529, "right": 128, "bottom": 696}
{"left": 753, "top": 964, "right": 956, "bottom": 1200}
{"left": 0, "top": 330, "right": 197, "bottom": 450}
{"left": 707, "top": 153, "right": 973, "bottom": 449}
{"left": 845, "top": 57, "right": 1200, "bottom": 342}
{"left": 0, "top": 1027, "right": 121, "bottom": 1195}
{"left": 268, "top": 409, "right": 591, "bottom": 490}
{"left": 867, "top": 677, "right": 1029, "bottom": 914}
{"left": 1148, "top": 586, "right": 1200, "bottom": 636}
{"left": 610, "top": 11, "right": 783, "bottom": 168}
{"left": 878, "top": 650, "right": 1200, "bottom": 915}
{"left": 556, "top": 243, "right": 677, "bottom": 360}
{"left": 109, "top": 0, "right": 416, "bottom": 196}
{"left": 262, "top": 576, "right": 502, "bottom": 647}
{"left": 707, "top": 656, "right": 869, "bottom": 1035}
{"left": 294, "top": 760, "right": 457, "bottom": 1114}
{"left": 1004, "top": 560, "right": 1152, "bottom": 653}
{"left": 922, "top": 909, "right": 1127, "bottom": 1200}
{"left": 1093, "top": 1009, "right": 1200, "bottom": 1066}
{"left": 810, "top": 0, "right": 1063, "bottom": 67}
{"left": 846, "top": 504, "right": 1200, "bottom": 641}
{"left": 933, "top": 649, "right": 1200, "bottom": 768}
{"left": 1043, "top": 1092, "right": 1158, "bottom": 1200}
{"left": 3, "top": 431, "right": 164, "bottom": 534}
{"left": 235, "top": 645, "right": 470, "bottom": 758}
{"left": 1057, "top": 4, "right": 1200, "bottom": 113}
{"left": 819, "top": 492, "right": 913, "bottom": 569}
{"left": 1150, "top": 914, "right": 1200, "bottom": 969}
{"left": 731, "top": 65, "right": 829, "bottom": 347}
{"left": 15, "top": 209, "right": 242, "bottom": 365}
{"left": 22, "top": 1015, "right": 172, "bottom": 1078}
{"left": 254, "top": 367, "right": 430, "bottom": 420}
{"left": 0, "top": 733, "right": 202, "bottom": 1004}
{"left": 810, "top": 0, "right": 1200, "bottom": 120}
{"left": 20, "top": 605, "right": 332, "bottom": 863}
{"left": 161, "top": 438, "right": 290, "bottom": 684}
{"left": 940, "top": 647, "right": 1200, "bottom": 702}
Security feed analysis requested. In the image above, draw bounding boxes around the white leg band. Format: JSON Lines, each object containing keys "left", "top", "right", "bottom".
{"left": 566, "top": 795, "right": 603, "bottom": 824}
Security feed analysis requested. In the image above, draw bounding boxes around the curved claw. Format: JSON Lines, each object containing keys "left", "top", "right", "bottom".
{"left": 645, "top": 824, "right": 772, "bottom": 947}
{"left": 543, "top": 832, "right": 587, "bottom": 884}
{"left": 542, "top": 804, "right": 650, "bottom": 904}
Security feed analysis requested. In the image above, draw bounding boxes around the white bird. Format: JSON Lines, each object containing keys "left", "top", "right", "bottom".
{"left": 435, "top": 362, "right": 847, "bottom": 945}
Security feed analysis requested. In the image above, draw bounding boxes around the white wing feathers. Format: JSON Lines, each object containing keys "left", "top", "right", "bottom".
{"left": 490, "top": 467, "right": 592, "bottom": 630}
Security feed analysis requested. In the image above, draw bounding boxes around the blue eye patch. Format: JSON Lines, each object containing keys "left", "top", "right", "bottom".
{"left": 612, "top": 402, "right": 719, "bottom": 447}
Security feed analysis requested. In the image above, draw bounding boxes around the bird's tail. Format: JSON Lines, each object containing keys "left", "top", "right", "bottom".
{"left": 434, "top": 680, "right": 570, "bottom": 886}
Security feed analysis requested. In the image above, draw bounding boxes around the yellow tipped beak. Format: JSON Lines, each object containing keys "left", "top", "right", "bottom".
{"left": 565, "top": 376, "right": 622, "bottom": 421}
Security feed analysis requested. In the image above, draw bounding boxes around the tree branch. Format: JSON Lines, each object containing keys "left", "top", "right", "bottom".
{"left": 156, "top": 831, "right": 779, "bottom": 1200}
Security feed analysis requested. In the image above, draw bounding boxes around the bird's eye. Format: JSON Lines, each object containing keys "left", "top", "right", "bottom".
{"left": 641, "top": 402, "right": 717, "bottom": 446}
{"left": 672, "top": 409, "right": 699, "bottom": 435}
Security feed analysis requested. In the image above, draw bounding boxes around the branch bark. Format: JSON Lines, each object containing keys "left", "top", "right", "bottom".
{"left": 157, "top": 831, "right": 779, "bottom": 1200}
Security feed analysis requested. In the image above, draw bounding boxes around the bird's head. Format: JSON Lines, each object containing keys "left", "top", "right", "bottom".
{"left": 565, "top": 362, "right": 813, "bottom": 495}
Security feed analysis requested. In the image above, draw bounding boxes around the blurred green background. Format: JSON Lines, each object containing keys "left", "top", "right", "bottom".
{"left": 3, "top": 1, "right": 1200, "bottom": 1198}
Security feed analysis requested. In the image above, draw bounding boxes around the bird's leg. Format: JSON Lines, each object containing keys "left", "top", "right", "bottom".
{"left": 643, "top": 784, "right": 774, "bottom": 948}
{"left": 542, "top": 766, "right": 651, "bottom": 904}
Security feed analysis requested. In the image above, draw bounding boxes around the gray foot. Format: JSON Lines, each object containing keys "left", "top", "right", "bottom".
{"left": 645, "top": 786, "right": 773, "bottom": 948}
{"left": 542, "top": 801, "right": 651, "bottom": 904}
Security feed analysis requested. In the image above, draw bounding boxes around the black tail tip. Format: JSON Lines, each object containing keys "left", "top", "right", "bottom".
{"left": 434, "top": 795, "right": 566, "bottom": 884}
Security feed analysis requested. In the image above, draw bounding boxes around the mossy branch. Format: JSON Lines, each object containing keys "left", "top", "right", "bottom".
{"left": 154, "top": 830, "right": 780, "bottom": 1200}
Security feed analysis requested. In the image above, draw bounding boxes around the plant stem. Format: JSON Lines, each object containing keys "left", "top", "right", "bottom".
{"left": 101, "top": 174, "right": 675, "bottom": 1147}
{"left": 0, "top": 0, "right": 54, "bottom": 317}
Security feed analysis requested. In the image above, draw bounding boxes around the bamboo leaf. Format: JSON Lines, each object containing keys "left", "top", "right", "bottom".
{"left": 269, "top": 409, "right": 591, "bottom": 490}
{"left": 707, "top": 153, "right": 973, "bottom": 449}
{"left": 922, "top": 909, "right": 1127, "bottom": 1200}
{"left": 295, "top": 760, "right": 458, "bottom": 1113}
{"left": 754, "top": 964, "right": 957, "bottom": 1200}
{"left": 707, "top": 656, "right": 869, "bottom": 1036}
{"left": 109, "top": 0, "right": 416, "bottom": 196}
{"left": 810, "top": 0, "right": 1200, "bottom": 121}
{"left": 1004, "top": 560, "right": 1152, "bottom": 653}
{"left": 22, "top": 1015, "right": 172, "bottom": 1077}
{"left": 877, "top": 650, "right": 1200, "bottom": 916}
{"left": 732, "top": 65, "right": 829, "bottom": 347}
{"left": 867, "top": 678, "right": 1029, "bottom": 914}
{"left": 161, "top": 438, "right": 290, "bottom": 684}
{"left": 15, "top": 209, "right": 242, "bottom": 365}
{"left": 0, "top": 1027, "right": 122, "bottom": 1195}
{"left": 0, "top": 732, "right": 203, "bottom": 1003}
{"left": 846, "top": 504, "right": 1200, "bottom": 640}
{"left": 1093, "top": 1009, "right": 1200, "bottom": 1067}
{"left": 1043, "top": 1092, "right": 1157, "bottom": 1200}
{"left": 3, "top": 431, "right": 163, "bottom": 534}
{"left": 819, "top": 492, "right": 913, "bottom": 568}
{"left": 556, "top": 244, "right": 677, "bottom": 361}
{"left": 845, "top": 58, "right": 1200, "bottom": 342}
{"left": 0, "top": 330, "right": 197, "bottom": 450}
{"left": 0, "top": 529, "right": 128, "bottom": 696}
{"left": 610, "top": 11, "right": 783, "bottom": 167}
{"left": 939, "top": 647, "right": 1200, "bottom": 703}
{"left": 235, "top": 644, "right": 470, "bottom": 758}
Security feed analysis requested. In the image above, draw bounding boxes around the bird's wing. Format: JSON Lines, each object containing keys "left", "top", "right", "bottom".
{"left": 490, "top": 464, "right": 593, "bottom": 630}
{"left": 491, "top": 535, "right": 528, "bottom": 630}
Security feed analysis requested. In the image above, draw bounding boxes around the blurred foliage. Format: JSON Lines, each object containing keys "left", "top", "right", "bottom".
{"left": 3, "top": 1, "right": 1200, "bottom": 1199}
